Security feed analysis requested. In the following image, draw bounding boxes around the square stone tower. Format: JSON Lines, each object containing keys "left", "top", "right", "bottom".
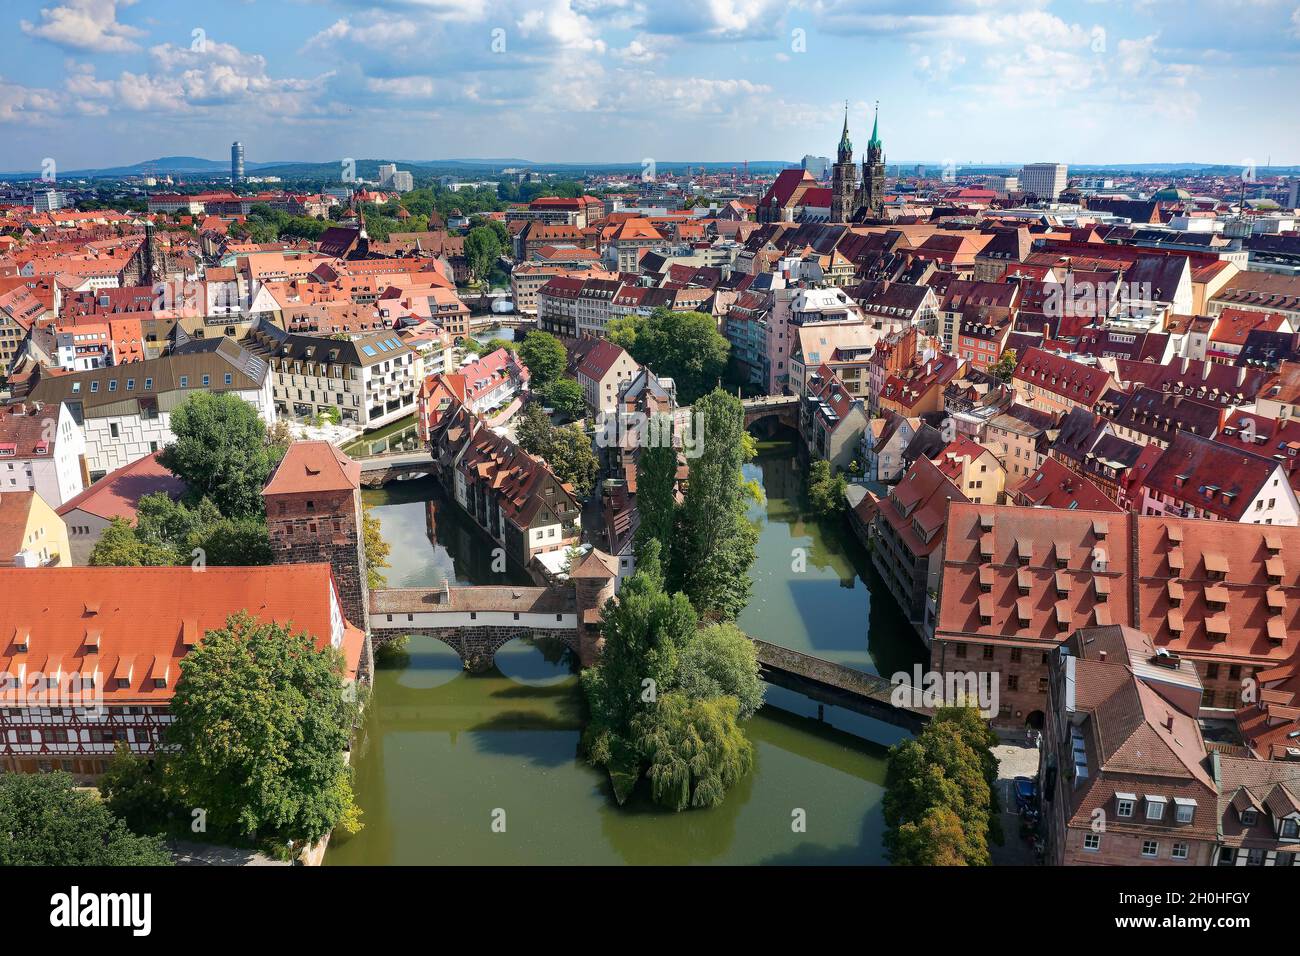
{"left": 262, "top": 441, "right": 370, "bottom": 634}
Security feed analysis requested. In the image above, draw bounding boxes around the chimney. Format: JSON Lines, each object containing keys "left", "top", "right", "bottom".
{"left": 1098, "top": 650, "right": 1107, "bottom": 662}
{"left": 1165, "top": 715, "right": 1175, "bottom": 732}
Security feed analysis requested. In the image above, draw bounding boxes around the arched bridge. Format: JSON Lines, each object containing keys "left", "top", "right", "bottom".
{"left": 676, "top": 394, "right": 800, "bottom": 434}
{"left": 358, "top": 451, "right": 437, "bottom": 488}
{"left": 370, "top": 584, "right": 581, "bottom": 671}
{"left": 740, "top": 394, "right": 799, "bottom": 430}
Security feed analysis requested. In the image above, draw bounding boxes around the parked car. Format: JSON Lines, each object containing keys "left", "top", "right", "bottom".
{"left": 1014, "top": 776, "right": 1039, "bottom": 813}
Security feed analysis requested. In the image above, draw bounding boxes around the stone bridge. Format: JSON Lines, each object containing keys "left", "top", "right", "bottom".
{"left": 370, "top": 584, "right": 585, "bottom": 671}
{"left": 741, "top": 394, "right": 799, "bottom": 431}
{"left": 358, "top": 451, "right": 437, "bottom": 488}
{"left": 752, "top": 640, "right": 930, "bottom": 731}
{"left": 370, "top": 581, "right": 929, "bottom": 729}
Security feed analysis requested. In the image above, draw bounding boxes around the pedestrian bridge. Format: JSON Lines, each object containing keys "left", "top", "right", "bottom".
{"left": 369, "top": 584, "right": 581, "bottom": 671}
{"left": 752, "top": 640, "right": 930, "bottom": 731}
{"left": 357, "top": 451, "right": 437, "bottom": 487}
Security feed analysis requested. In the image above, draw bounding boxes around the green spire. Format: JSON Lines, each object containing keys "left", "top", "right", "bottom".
{"left": 868, "top": 101, "right": 881, "bottom": 149}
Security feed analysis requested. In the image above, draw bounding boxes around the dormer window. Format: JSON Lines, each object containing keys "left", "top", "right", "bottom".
{"left": 1241, "top": 809, "right": 1258, "bottom": 826}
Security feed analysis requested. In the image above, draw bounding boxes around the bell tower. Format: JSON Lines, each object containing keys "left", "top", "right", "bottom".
{"left": 830, "top": 101, "right": 858, "bottom": 223}
{"left": 860, "top": 101, "right": 886, "bottom": 220}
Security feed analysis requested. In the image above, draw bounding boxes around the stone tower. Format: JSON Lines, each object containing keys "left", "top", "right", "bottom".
{"left": 262, "top": 441, "right": 370, "bottom": 634}
{"left": 570, "top": 548, "right": 618, "bottom": 666}
{"left": 830, "top": 102, "right": 858, "bottom": 224}
{"left": 860, "top": 102, "right": 885, "bottom": 220}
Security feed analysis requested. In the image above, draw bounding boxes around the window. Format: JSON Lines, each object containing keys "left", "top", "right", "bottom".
{"left": 1281, "top": 818, "right": 1299, "bottom": 839}
{"left": 1141, "top": 840, "right": 1159, "bottom": 858}
{"left": 225, "top": 373, "right": 233, "bottom": 385}
{"left": 1116, "top": 797, "right": 1135, "bottom": 818}
{"left": 1083, "top": 833, "right": 1101, "bottom": 852}
{"left": 1171, "top": 842, "right": 1189, "bottom": 860}
{"left": 179, "top": 376, "right": 189, "bottom": 387}
{"left": 1241, "top": 809, "right": 1258, "bottom": 826}
{"left": 1145, "top": 797, "right": 1166, "bottom": 821}
{"left": 1174, "top": 800, "right": 1196, "bottom": 824}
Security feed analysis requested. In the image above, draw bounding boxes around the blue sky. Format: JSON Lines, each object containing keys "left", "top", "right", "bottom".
{"left": 2, "top": 0, "right": 1298, "bottom": 171}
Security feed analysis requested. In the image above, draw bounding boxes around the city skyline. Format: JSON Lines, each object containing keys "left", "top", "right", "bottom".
{"left": 3, "top": 0, "right": 1299, "bottom": 171}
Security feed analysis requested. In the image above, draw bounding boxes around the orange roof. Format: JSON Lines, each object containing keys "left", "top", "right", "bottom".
{"left": 0, "top": 565, "right": 365, "bottom": 703}
{"left": 262, "top": 442, "right": 361, "bottom": 496}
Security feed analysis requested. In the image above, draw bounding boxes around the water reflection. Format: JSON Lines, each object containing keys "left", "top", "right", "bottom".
{"left": 328, "top": 452, "right": 915, "bottom": 865}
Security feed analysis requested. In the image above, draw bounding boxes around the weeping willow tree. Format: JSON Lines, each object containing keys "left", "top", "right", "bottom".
{"left": 631, "top": 693, "right": 754, "bottom": 811}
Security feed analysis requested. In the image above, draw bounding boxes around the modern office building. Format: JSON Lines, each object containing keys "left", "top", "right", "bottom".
{"left": 231, "top": 141, "right": 245, "bottom": 184}
{"left": 1020, "top": 163, "right": 1068, "bottom": 201}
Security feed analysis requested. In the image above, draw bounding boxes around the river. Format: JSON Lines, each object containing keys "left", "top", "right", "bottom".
{"left": 325, "top": 442, "right": 926, "bottom": 865}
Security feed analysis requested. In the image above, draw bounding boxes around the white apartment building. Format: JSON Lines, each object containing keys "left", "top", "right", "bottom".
{"left": 243, "top": 319, "right": 420, "bottom": 428}
{"left": 0, "top": 401, "right": 87, "bottom": 508}
{"left": 26, "top": 338, "right": 275, "bottom": 478}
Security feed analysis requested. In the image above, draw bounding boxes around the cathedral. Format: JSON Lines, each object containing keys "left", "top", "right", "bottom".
{"left": 830, "top": 102, "right": 886, "bottom": 223}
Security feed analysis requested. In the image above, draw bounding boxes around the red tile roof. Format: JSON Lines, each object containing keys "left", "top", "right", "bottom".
{"left": 57, "top": 452, "right": 186, "bottom": 523}
{"left": 0, "top": 564, "right": 365, "bottom": 703}
{"left": 262, "top": 442, "right": 360, "bottom": 497}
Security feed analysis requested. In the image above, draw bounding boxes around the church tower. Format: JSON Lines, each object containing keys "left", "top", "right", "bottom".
{"left": 830, "top": 103, "right": 858, "bottom": 223}
{"left": 860, "top": 102, "right": 886, "bottom": 220}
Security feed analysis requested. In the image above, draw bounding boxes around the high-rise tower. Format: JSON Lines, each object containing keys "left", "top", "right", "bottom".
{"left": 830, "top": 102, "right": 858, "bottom": 223}
{"left": 231, "top": 141, "right": 245, "bottom": 184}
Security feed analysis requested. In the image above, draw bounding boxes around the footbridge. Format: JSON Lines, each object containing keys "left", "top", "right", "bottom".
{"left": 752, "top": 640, "right": 930, "bottom": 731}
{"left": 369, "top": 584, "right": 586, "bottom": 672}
{"left": 357, "top": 451, "right": 437, "bottom": 488}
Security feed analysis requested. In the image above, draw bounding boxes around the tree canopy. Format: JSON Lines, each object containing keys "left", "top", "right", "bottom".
{"left": 159, "top": 392, "right": 284, "bottom": 520}
{"left": 670, "top": 390, "right": 758, "bottom": 620}
{"left": 518, "top": 330, "right": 567, "bottom": 391}
{"left": 607, "top": 308, "right": 729, "bottom": 405}
{"left": 883, "top": 706, "right": 1003, "bottom": 865}
{"left": 165, "top": 612, "right": 361, "bottom": 848}
{"left": 0, "top": 772, "right": 172, "bottom": 866}
{"left": 515, "top": 405, "right": 599, "bottom": 499}
{"left": 580, "top": 540, "right": 763, "bottom": 811}
{"left": 89, "top": 492, "right": 272, "bottom": 568}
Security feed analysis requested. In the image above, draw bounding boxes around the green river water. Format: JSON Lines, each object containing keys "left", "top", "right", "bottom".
{"left": 325, "top": 444, "right": 926, "bottom": 865}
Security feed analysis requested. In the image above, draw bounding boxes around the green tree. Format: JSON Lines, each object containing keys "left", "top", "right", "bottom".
{"left": 0, "top": 772, "right": 172, "bottom": 866}
{"left": 631, "top": 692, "right": 754, "bottom": 811}
{"left": 633, "top": 416, "right": 679, "bottom": 568}
{"left": 160, "top": 392, "right": 284, "bottom": 519}
{"left": 608, "top": 308, "right": 729, "bottom": 405}
{"left": 363, "top": 503, "right": 390, "bottom": 589}
{"left": 992, "top": 349, "right": 1018, "bottom": 384}
{"left": 518, "top": 330, "right": 567, "bottom": 391}
{"left": 581, "top": 540, "right": 697, "bottom": 768}
{"left": 100, "top": 742, "right": 182, "bottom": 835}
{"left": 808, "top": 459, "right": 848, "bottom": 517}
{"left": 464, "top": 225, "right": 502, "bottom": 285}
{"left": 547, "top": 423, "right": 599, "bottom": 500}
{"left": 165, "top": 612, "right": 361, "bottom": 849}
{"left": 515, "top": 402, "right": 554, "bottom": 458}
{"left": 882, "top": 706, "right": 999, "bottom": 866}
{"left": 539, "top": 376, "right": 585, "bottom": 420}
{"left": 676, "top": 622, "right": 764, "bottom": 719}
{"left": 672, "top": 389, "right": 758, "bottom": 620}
{"left": 89, "top": 517, "right": 179, "bottom": 567}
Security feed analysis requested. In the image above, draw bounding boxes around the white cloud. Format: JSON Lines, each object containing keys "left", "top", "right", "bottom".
{"left": 365, "top": 75, "right": 438, "bottom": 97}
{"left": 0, "top": 76, "right": 65, "bottom": 124}
{"left": 64, "top": 39, "right": 330, "bottom": 117}
{"left": 20, "top": 0, "right": 144, "bottom": 53}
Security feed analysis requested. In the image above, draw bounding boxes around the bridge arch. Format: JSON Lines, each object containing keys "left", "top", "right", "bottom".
{"left": 374, "top": 626, "right": 579, "bottom": 673}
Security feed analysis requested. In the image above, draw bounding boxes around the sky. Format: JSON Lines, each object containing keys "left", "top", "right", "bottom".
{"left": 2, "top": 0, "right": 1299, "bottom": 172}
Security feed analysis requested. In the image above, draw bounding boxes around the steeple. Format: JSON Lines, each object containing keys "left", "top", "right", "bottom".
{"left": 837, "top": 100, "right": 853, "bottom": 164}
{"left": 868, "top": 101, "right": 881, "bottom": 150}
